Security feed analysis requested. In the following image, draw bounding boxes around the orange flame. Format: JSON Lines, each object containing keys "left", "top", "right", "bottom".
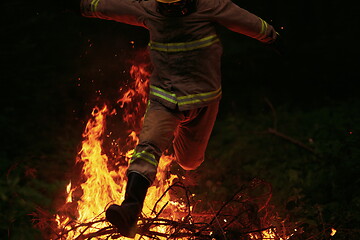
{"left": 330, "top": 228, "right": 336, "bottom": 237}
{"left": 54, "top": 61, "right": 186, "bottom": 239}
{"left": 52, "top": 55, "right": 291, "bottom": 240}
{"left": 249, "top": 228, "right": 292, "bottom": 240}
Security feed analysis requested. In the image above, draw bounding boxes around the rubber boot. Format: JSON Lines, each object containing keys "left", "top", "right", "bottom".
{"left": 106, "top": 172, "right": 150, "bottom": 238}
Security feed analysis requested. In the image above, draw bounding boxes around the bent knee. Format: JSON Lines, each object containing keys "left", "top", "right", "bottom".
{"left": 176, "top": 156, "right": 204, "bottom": 170}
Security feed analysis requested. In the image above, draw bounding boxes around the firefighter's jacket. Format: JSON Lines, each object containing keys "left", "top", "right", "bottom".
{"left": 81, "top": 0, "right": 277, "bottom": 110}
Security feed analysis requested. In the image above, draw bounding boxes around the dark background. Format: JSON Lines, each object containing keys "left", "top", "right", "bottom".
{"left": 1, "top": 0, "right": 360, "bottom": 239}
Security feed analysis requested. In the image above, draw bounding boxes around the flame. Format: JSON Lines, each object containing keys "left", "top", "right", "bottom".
{"left": 51, "top": 55, "right": 291, "bottom": 240}
{"left": 250, "top": 228, "right": 289, "bottom": 240}
{"left": 261, "top": 229, "right": 280, "bottom": 239}
{"left": 330, "top": 228, "right": 336, "bottom": 237}
{"left": 65, "top": 182, "right": 73, "bottom": 203}
{"left": 54, "top": 60, "right": 186, "bottom": 239}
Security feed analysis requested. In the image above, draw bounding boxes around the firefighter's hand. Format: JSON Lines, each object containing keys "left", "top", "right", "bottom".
{"left": 267, "top": 33, "right": 287, "bottom": 56}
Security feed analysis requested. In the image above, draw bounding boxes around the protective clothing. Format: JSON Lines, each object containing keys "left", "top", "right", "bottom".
{"left": 128, "top": 100, "right": 219, "bottom": 183}
{"left": 105, "top": 172, "right": 150, "bottom": 238}
{"left": 79, "top": 1, "right": 278, "bottom": 237}
{"left": 156, "top": 0, "right": 196, "bottom": 17}
{"left": 80, "top": 0, "right": 278, "bottom": 111}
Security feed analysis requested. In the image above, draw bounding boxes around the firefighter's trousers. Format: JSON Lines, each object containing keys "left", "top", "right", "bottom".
{"left": 128, "top": 100, "right": 219, "bottom": 184}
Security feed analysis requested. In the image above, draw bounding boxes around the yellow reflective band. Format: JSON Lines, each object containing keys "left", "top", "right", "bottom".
{"left": 131, "top": 150, "right": 158, "bottom": 167}
{"left": 178, "top": 88, "right": 221, "bottom": 100}
{"left": 150, "top": 85, "right": 177, "bottom": 104}
{"left": 150, "top": 85, "right": 176, "bottom": 97}
{"left": 256, "top": 18, "right": 268, "bottom": 39}
{"left": 150, "top": 85, "right": 222, "bottom": 106}
{"left": 262, "top": 20, "right": 268, "bottom": 35}
{"left": 178, "top": 88, "right": 222, "bottom": 106}
{"left": 144, "top": 100, "right": 151, "bottom": 117}
{"left": 149, "top": 35, "right": 220, "bottom": 52}
{"left": 91, "top": 0, "right": 99, "bottom": 12}
{"left": 90, "top": 0, "right": 101, "bottom": 16}
{"left": 151, "top": 91, "right": 177, "bottom": 104}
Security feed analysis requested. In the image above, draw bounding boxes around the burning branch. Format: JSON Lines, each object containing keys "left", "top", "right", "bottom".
{"left": 39, "top": 179, "right": 293, "bottom": 240}
{"left": 32, "top": 62, "right": 297, "bottom": 240}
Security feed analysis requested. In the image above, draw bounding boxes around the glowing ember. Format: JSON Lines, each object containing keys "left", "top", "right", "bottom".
{"left": 330, "top": 228, "right": 336, "bottom": 237}
{"left": 249, "top": 228, "right": 292, "bottom": 240}
{"left": 261, "top": 229, "right": 281, "bottom": 239}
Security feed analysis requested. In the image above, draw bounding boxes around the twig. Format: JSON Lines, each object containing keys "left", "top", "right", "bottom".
{"left": 264, "top": 97, "right": 278, "bottom": 130}
{"left": 316, "top": 205, "right": 327, "bottom": 240}
{"left": 208, "top": 202, "right": 227, "bottom": 240}
{"left": 45, "top": 181, "right": 295, "bottom": 239}
{"left": 267, "top": 128, "right": 317, "bottom": 155}
{"left": 263, "top": 98, "right": 318, "bottom": 157}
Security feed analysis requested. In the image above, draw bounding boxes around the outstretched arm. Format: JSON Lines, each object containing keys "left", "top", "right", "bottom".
{"left": 211, "top": 0, "right": 277, "bottom": 43}
{"left": 64, "top": 0, "right": 148, "bottom": 28}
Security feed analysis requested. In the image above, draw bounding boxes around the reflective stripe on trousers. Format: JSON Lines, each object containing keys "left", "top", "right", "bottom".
{"left": 127, "top": 100, "right": 219, "bottom": 183}
{"left": 150, "top": 85, "right": 222, "bottom": 108}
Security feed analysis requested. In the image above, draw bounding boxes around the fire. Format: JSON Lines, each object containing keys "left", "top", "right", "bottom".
{"left": 54, "top": 60, "right": 186, "bottom": 239}
{"left": 59, "top": 105, "right": 124, "bottom": 239}
{"left": 49, "top": 53, "right": 293, "bottom": 240}
{"left": 330, "top": 228, "right": 336, "bottom": 237}
{"left": 260, "top": 229, "right": 282, "bottom": 240}
{"left": 65, "top": 182, "right": 73, "bottom": 203}
{"left": 249, "top": 225, "right": 289, "bottom": 240}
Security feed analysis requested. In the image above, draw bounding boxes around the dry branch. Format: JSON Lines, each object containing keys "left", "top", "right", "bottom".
{"left": 35, "top": 179, "right": 295, "bottom": 240}
{"left": 267, "top": 128, "right": 317, "bottom": 155}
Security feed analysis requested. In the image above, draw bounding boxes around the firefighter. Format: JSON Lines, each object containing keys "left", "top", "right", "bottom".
{"left": 65, "top": 0, "right": 282, "bottom": 237}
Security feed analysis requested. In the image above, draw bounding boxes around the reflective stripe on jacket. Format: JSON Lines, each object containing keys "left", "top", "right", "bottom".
{"left": 148, "top": 35, "right": 220, "bottom": 52}
{"left": 81, "top": 0, "right": 277, "bottom": 110}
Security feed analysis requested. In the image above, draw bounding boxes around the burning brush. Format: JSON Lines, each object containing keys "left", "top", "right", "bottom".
{"left": 32, "top": 61, "right": 295, "bottom": 239}
{"left": 50, "top": 179, "right": 291, "bottom": 240}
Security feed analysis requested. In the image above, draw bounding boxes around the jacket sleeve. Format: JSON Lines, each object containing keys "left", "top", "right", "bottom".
{"left": 211, "top": 0, "right": 277, "bottom": 43}
{"left": 80, "top": 0, "right": 147, "bottom": 28}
